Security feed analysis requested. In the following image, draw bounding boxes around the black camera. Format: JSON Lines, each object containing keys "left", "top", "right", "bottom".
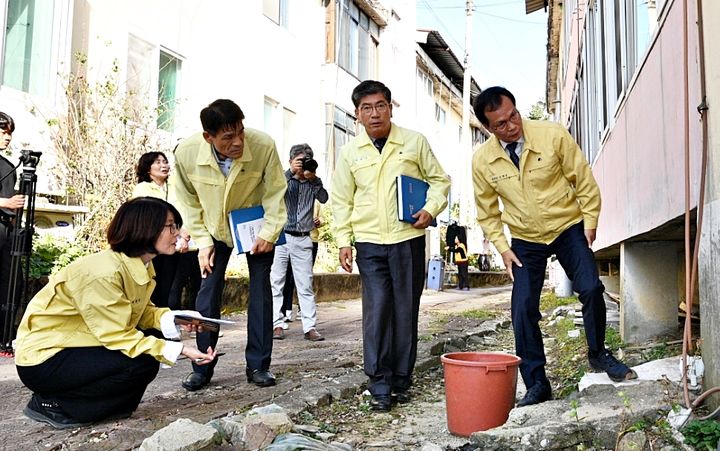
{"left": 19, "top": 149, "right": 42, "bottom": 169}
{"left": 302, "top": 156, "right": 318, "bottom": 173}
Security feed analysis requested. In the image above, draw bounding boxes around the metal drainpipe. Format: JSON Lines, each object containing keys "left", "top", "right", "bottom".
{"left": 681, "top": 0, "right": 720, "bottom": 419}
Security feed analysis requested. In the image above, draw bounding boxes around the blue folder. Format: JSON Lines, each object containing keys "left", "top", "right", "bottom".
{"left": 396, "top": 175, "right": 436, "bottom": 227}
{"left": 228, "top": 205, "right": 286, "bottom": 254}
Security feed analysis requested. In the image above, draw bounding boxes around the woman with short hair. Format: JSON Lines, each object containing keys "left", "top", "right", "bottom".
{"left": 132, "top": 151, "right": 199, "bottom": 310}
{"left": 14, "top": 197, "right": 216, "bottom": 429}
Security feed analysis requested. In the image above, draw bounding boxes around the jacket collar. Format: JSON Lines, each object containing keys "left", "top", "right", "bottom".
{"left": 116, "top": 251, "right": 154, "bottom": 286}
{"left": 194, "top": 136, "right": 254, "bottom": 168}
{"left": 486, "top": 123, "right": 541, "bottom": 163}
{"left": 358, "top": 123, "right": 404, "bottom": 153}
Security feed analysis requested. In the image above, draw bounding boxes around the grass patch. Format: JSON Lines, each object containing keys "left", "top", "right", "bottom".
{"left": 426, "top": 314, "right": 449, "bottom": 335}
{"left": 540, "top": 291, "right": 578, "bottom": 312}
{"left": 460, "top": 309, "right": 498, "bottom": 321}
{"left": 546, "top": 316, "right": 588, "bottom": 397}
{"left": 605, "top": 326, "right": 625, "bottom": 351}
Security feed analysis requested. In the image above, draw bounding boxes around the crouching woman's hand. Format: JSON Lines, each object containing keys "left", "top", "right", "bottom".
{"left": 181, "top": 345, "right": 217, "bottom": 365}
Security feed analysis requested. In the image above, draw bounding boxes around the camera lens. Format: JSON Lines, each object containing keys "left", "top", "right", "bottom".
{"left": 302, "top": 158, "right": 318, "bottom": 172}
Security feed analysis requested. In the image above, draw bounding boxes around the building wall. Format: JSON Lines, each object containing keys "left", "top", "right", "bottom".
{"left": 698, "top": 0, "right": 720, "bottom": 409}
{"left": 555, "top": 0, "right": 702, "bottom": 251}
{"left": 592, "top": 1, "right": 702, "bottom": 250}
{"left": 554, "top": 0, "right": 718, "bottom": 398}
{"left": 0, "top": 0, "right": 422, "bottom": 187}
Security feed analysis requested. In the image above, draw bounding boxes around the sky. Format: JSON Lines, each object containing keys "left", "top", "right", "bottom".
{"left": 416, "top": 0, "right": 549, "bottom": 114}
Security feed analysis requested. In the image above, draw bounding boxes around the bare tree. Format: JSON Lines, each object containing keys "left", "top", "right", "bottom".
{"left": 47, "top": 55, "right": 170, "bottom": 251}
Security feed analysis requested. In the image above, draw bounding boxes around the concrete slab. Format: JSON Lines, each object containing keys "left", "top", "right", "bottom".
{"left": 578, "top": 355, "right": 684, "bottom": 391}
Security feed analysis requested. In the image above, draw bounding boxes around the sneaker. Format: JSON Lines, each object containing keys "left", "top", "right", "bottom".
{"left": 588, "top": 349, "right": 638, "bottom": 382}
{"left": 23, "top": 395, "right": 92, "bottom": 430}
{"left": 516, "top": 381, "right": 552, "bottom": 407}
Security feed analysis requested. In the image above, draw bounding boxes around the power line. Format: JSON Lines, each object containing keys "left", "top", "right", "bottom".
{"left": 419, "top": 0, "right": 523, "bottom": 8}
{"left": 419, "top": 0, "right": 466, "bottom": 54}
{"left": 476, "top": 11, "right": 545, "bottom": 25}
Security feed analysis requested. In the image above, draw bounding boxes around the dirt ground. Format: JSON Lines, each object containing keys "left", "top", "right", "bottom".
{"left": 0, "top": 286, "right": 514, "bottom": 451}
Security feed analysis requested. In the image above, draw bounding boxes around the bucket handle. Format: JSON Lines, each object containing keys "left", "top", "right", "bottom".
{"left": 484, "top": 364, "right": 510, "bottom": 374}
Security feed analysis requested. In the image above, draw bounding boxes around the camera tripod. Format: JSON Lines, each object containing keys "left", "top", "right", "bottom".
{"left": 1, "top": 150, "right": 40, "bottom": 356}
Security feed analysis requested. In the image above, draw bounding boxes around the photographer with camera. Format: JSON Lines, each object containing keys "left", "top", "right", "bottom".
{"left": 0, "top": 112, "right": 25, "bottom": 353}
{"left": 269, "top": 144, "right": 328, "bottom": 342}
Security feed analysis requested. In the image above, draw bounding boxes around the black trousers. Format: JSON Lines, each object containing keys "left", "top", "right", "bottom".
{"left": 456, "top": 262, "right": 469, "bottom": 289}
{"left": 355, "top": 236, "right": 425, "bottom": 396}
{"left": 151, "top": 253, "right": 179, "bottom": 308}
{"left": 510, "top": 222, "right": 606, "bottom": 389}
{"left": 169, "top": 250, "right": 201, "bottom": 310}
{"left": 16, "top": 347, "right": 160, "bottom": 423}
{"left": 0, "top": 222, "right": 23, "bottom": 340}
{"left": 192, "top": 240, "right": 275, "bottom": 375}
{"left": 280, "top": 241, "right": 318, "bottom": 313}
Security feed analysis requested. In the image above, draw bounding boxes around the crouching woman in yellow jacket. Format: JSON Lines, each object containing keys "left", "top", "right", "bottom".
{"left": 14, "top": 197, "right": 217, "bottom": 430}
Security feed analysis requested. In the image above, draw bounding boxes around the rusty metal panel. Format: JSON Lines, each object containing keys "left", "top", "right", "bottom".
{"left": 525, "top": 0, "right": 547, "bottom": 14}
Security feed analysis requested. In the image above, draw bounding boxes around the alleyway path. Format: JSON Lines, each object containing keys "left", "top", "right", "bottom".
{"left": 0, "top": 285, "right": 513, "bottom": 450}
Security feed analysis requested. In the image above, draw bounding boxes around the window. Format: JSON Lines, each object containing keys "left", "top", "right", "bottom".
{"left": 157, "top": 50, "right": 181, "bottom": 131}
{"left": 263, "top": 98, "right": 297, "bottom": 153}
{"left": 282, "top": 107, "right": 296, "bottom": 155}
{"left": 337, "top": 1, "right": 379, "bottom": 79}
{"left": 434, "top": 103, "right": 446, "bottom": 125}
{"left": 2, "top": 0, "right": 54, "bottom": 96}
{"left": 326, "top": 105, "right": 356, "bottom": 171}
{"left": 263, "top": 0, "right": 290, "bottom": 27}
{"left": 471, "top": 127, "right": 486, "bottom": 146}
{"left": 264, "top": 97, "right": 280, "bottom": 140}
{"left": 561, "top": 0, "right": 577, "bottom": 80}
{"left": 127, "top": 34, "right": 154, "bottom": 98}
{"left": 416, "top": 68, "right": 434, "bottom": 118}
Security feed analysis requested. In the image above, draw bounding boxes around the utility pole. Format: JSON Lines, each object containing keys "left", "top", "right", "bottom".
{"left": 459, "top": 0, "right": 474, "bottom": 228}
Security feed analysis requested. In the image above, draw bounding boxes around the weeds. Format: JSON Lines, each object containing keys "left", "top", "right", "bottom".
{"left": 540, "top": 292, "right": 578, "bottom": 312}
{"left": 460, "top": 309, "right": 498, "bottom": 321}
{"left": 605, "top": 327, "right": 625, "bottom": 351}
{"left": 682, "top": 419, "right": 720, "bottom": 450}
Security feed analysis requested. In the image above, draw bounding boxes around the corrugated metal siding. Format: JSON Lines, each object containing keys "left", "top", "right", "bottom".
{"left": 525, "top": 0, "right": 547, "bottom": 14}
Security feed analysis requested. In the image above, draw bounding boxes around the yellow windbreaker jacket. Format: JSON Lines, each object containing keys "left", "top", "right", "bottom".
{"left": 131, "top": 178, "right": 176, "bottom": 204}
{"left": 14, "top": 250, "right": 171, "bottom": 366}
{"left": 472, "top": 119, "right": 601, "bottom": 254}
{"left": 173, "top": 130, "right": 287, "bottom": 249}
{"left": 332, "top": 124, "right": 450, "bottom": 247}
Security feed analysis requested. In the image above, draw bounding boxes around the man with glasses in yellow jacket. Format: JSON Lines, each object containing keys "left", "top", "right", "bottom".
{"left": 174, "top": 99, "right": 287, "bottom": 391}
{"left": 332, "top": 80, "right": 450, "bottom": 412}
{"left": 471, "top": 86, "right": 636, "bottom": 408}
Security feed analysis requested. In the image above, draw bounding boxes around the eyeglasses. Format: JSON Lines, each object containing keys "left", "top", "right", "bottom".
{"left": 164, "top": 223, "right": 179, "bottom": 233}
{"left": 490, "top": 109, "right": 521, "bottom": 132}
{"left": 359, "top": 102, "right": 390, "bottom": 116}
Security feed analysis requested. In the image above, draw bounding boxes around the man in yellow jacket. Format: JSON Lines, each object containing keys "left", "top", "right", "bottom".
{"left": 471, "top": 86, "right": 636, "bottom": 407}
{"left": 174, "top": 99, "right": 287, "bottom": 390}
{"left": 332, "top": 80, "right": 450, "bottom": 411}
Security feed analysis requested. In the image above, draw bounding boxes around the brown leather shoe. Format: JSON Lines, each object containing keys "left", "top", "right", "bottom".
{"left": 273, "top": 327, "right": 285, "bottom": 340}
{"left": 304, "top": 328, "right": 325, "bottom": 342}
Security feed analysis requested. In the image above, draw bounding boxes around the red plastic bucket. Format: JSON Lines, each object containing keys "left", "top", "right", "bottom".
{"left": 440, "top": 352, "right": 521, "bottom": 436}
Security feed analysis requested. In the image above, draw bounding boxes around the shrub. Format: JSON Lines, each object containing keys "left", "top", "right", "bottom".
{"left": 29, "top": 234, "right": 88, "bottom": 278}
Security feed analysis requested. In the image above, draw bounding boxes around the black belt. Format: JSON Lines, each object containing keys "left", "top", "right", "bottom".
{"left": 284, "top": 230, "right": 311, "bottom": 237}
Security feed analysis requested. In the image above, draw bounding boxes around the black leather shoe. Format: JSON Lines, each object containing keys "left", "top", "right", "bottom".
{"left": 23, "top": 395, "right": 92, "bottom": 430}
{"left": 182, "top": 372, "right": 210, "bottom": 391}
{"left": 517, "top": 381, "right": 552, "bottom": 407}
{"left": 370, "top": 395, "right": 392, "bottom": 411}
{"left": 246, "top": 368, "right": 276, "bottom": 387}
{"left": 391, "top": 389, "right": 411, "bottom": 404}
